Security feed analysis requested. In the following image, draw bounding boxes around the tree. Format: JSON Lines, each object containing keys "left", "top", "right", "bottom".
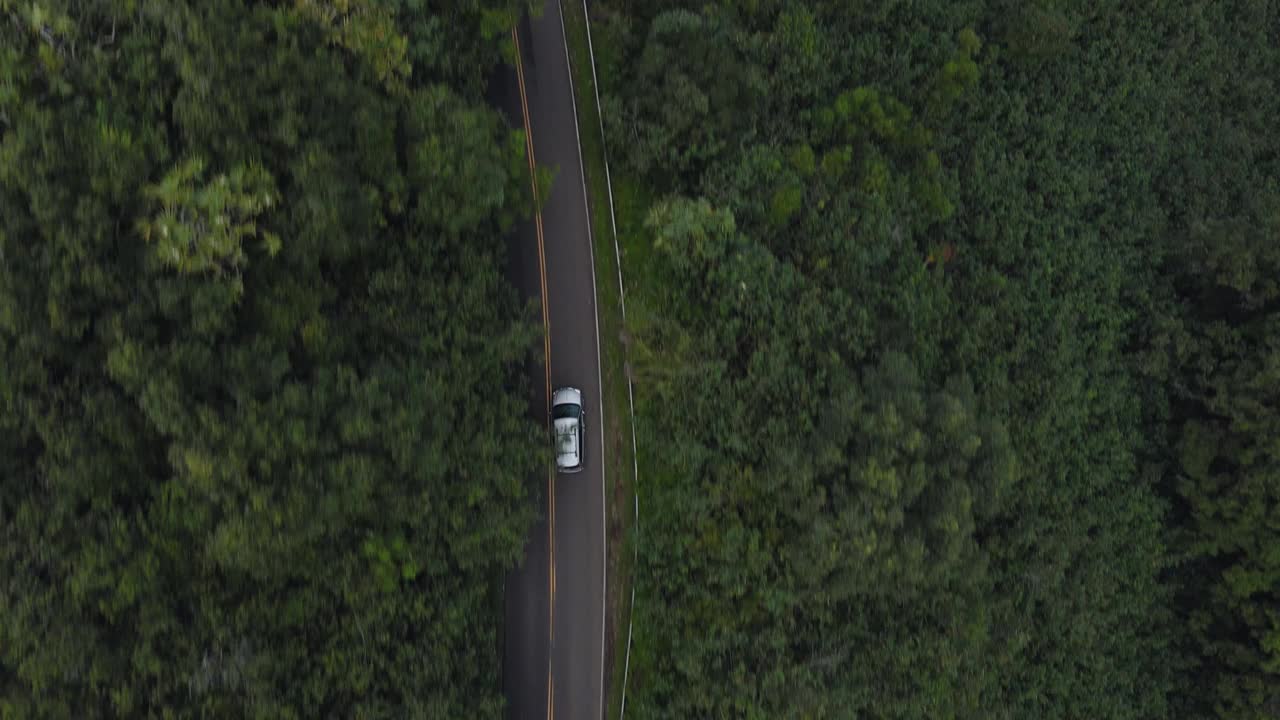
{"left": 596, "top": 0, "right": 1204, "bottom": 716}
{"left": 0, "top": 0, "right": 540, "bottom": 716}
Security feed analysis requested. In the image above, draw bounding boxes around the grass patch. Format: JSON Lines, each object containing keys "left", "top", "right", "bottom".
{"left": 556, "top": 2, "right": 639, "bottom": 717}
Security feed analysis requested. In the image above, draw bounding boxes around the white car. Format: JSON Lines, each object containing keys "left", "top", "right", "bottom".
{"left": 552, "top": 387, "right": 585, "bottom": 473}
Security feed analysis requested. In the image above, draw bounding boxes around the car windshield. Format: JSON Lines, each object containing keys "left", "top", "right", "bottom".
{"left": 553, "top": 403, "right": 581, "bottom": 420}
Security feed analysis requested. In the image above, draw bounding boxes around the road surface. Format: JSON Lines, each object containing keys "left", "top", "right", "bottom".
{"left": 495, "top": 2, "right": 607, "bottom": 719}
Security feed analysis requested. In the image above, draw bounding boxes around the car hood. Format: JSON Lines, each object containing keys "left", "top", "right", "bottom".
{"left": 552, "top": 387, "right": 582, "bottom": 407}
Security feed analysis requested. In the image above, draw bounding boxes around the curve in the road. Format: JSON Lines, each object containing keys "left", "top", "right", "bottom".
{"left": 502, "top": 2, "right": 609, "bottom": 718}
{"left": 549, "top": 3, "right": 610, "bottom": 716}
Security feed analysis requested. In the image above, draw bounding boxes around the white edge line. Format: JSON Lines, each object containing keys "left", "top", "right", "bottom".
{"left": 553, "top": 2, "right": 608, "bottom": 718}
{"left": 620, "top": 584, "right": 635, "bottom": 718}
{"left": 575, "top": 0, "right": 637, "bottom": 508}
{"left": 576, "top": 2, "right": 642, "bottom": 719}
{"left": 573, "top": 1, "right": 642, "bottom": 718}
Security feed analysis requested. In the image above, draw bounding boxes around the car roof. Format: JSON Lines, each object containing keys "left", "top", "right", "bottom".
{"left": 555, "top": 417, "right": 580, "bottom": 464}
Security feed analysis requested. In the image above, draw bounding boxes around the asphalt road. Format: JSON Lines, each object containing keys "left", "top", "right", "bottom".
{"left": 496, "top": 3, "right": 607, "bottom": 719}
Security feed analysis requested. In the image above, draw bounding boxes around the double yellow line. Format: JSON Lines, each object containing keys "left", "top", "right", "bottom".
{"left": 511, "top": 25, "right": 557, "bottom": 720}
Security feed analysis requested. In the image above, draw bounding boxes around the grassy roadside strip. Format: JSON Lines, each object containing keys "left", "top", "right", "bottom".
{"left": 556, "top": 2, "right": 638, "bottom": 718}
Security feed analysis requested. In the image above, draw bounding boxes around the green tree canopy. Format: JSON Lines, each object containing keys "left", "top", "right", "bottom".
{"left": 592, "top": 0, "right": 1280, "bottom": 716}
{"left": 0, "top": 0, "right": 540, "bottom": 716}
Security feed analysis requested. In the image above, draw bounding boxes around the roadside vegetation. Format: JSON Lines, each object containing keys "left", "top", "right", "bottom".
{"left": 0, "top": 1, "right": 542, "bottom": 717}
{"left": 588, "top": 0, "right": 1280, "bottom": 718}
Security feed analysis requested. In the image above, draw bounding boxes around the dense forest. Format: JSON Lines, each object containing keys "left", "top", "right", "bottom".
{"left": 0, "top": 0, "right": 542, "bottom": 716}
{"left": 3, "top": 0, "right": 1277, "bottom": 717}
{"left": 589, "top": 0, "right": 1279, "bottom": 718}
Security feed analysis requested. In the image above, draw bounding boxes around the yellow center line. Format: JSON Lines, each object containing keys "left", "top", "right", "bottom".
{"left": 511, "top": 29, "right": 553, "bottom": 405}
{"left": 512, "top": 25, "right": 557, "bottom": 720}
